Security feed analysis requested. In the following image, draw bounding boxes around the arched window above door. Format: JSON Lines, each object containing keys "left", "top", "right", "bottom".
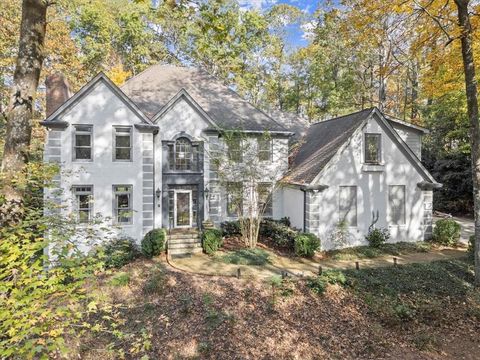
{"left": 168, "top": 137, "right": 200, "bottom": 171}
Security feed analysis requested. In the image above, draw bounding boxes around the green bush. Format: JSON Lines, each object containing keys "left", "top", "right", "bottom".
{"left": 104, "top": 237, "right": 140, "bottom": 268}
{"left": 220, "top": 221, "right": 241, "bottom": 237}
{"left": 294, "top": 233, "right": 320, "bottom": 257}
{"left": 260, "top": 219, "right": 299, "bottom": 249}
{"left": 321, "top": 270, "right": 348, "bottom": 286}
{"left": 468, "top": 235, "right": 475, "bottom": 260}
{"left": 432, "top": 219, "right": 461, "bottom": 246}
{"left": 141, "top": 228, "right": 166, "bottom": 258}
{"left": 306, "top": 277, "right": 327, "bottom": 295}
{"left": 202, "top": 228, "right": 224, "bottom": 255}
{"left": 365, "top": 228, "right": 390, "bottom": 248}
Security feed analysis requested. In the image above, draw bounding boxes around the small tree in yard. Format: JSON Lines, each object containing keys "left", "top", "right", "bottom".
{"left": 212, "top": 131, "right": 286, "bottom": 248}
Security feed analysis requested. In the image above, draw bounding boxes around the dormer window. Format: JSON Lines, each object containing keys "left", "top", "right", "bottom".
{"left": 364, "top": 133, "right": 381, "bottom": 164}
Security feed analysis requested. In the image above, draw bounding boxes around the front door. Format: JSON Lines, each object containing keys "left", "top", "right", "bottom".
{"left": 174, "top": 190, "right": 192, "bottom": 228}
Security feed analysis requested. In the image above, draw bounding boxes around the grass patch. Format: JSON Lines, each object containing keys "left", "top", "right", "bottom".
{"left": 344, "top": 259, "right": 475, "bottom": 325}
{"left": 109, "top": 272, "right": 130, "bottom": 287}
{"left": 216, "top": 248, "right": 271, "bottom": 266}
{"left": 326, "top": 241, "right": 433, "bottom": 260}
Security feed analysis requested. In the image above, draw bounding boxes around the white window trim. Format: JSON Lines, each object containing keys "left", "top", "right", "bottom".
{"left": 113, "top": 184, "right": 133, "bottom": 225}
{"left": 72, "top": 185, "right": 93, "bottom": 223}
{"left": 73, "top": 124, "right": 93, "bottom": 162}
{"left": 364, "top": 132, "right": 382, "bottom": 165}
{"left": 113, "top": 126, "right": 133, "bottom": 162}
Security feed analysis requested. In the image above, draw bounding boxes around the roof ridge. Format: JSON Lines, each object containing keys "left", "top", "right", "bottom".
{"left": 310, "top": 107, "right": 375, "bottom": 126}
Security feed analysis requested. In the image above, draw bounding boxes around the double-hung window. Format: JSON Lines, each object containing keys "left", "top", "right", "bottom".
{"left": 73, "top": 125, "right": 93, "bottom": 161}
{"left": 226, "top": 182, "right": 243, "bottom": 217}
{"left": 339, "top": 186, "right": 357, "bottom": 226}
{"left": 114, "top": 126, "right": 132, "bottom": 161}
{"left": 258, "top": 138, "right": 272, "bottom": 162}
{"left": 73, "top": 185, "right": 93, "bottom": 223}
{"left": 364, "top": 133, "right": 381, "bottom": 164}
{"left": 389, "top": 185, "right": 406, "bottom": 225}
{"left": 258, "top": 183, "right": 273, "bottom": 217}
{"left": 227, "top": 136, "right": 242, "bottom": 163}
{"left": 113, "top": 185, "right": 133, "bottom": 224}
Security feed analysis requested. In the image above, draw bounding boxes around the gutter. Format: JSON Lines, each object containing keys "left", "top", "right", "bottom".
{"left": 39, "top": 120, "right": 69, "bottom": 129}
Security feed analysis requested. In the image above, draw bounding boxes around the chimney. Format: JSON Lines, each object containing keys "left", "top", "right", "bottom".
{"left": 45, "top": 73, "right": 72, "bottom": 117}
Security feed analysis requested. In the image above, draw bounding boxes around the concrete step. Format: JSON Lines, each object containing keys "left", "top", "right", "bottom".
{"left": 168, "top": 247, "right": 203, "bottom": 256}
{"left": 168, "top": 228, "right": 199, "bottom": 235}
{"left": 168, "top": 237, "right": 201, "bottom": 244}
{"left": 168, "top": 242, "right": 202, "bottom": 250}
{"left": 167, "top": 233, "right": 200, "bottom": 240}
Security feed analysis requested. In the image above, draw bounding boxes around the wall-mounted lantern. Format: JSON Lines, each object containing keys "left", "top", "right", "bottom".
{"left": 155, "top": 188, "right": 161, "bottom": 200}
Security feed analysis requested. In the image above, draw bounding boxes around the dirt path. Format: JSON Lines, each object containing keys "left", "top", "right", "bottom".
{"left": 170, "top": 248, "right": 467, "bottom": 279}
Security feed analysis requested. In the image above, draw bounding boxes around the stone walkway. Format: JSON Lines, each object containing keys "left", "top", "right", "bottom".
{"left": 169, "top": 247, "right": 467, "bottom": 279}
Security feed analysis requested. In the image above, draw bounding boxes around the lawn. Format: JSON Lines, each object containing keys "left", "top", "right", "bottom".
{"left": 73, "top": 256, "right": 480, "bottom": 359}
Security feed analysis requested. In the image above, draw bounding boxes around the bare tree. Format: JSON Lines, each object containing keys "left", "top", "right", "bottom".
{"left": 1, "top": 0, "right": 48, "bottom": 204}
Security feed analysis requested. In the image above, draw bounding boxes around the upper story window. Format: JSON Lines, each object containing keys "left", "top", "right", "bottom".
{"left": 72, "top": 185, "right": 93, "bottom": 223}
{"left": 168, "top": 137, "right": 199, "bottom": 171}
{"left": 73, "top": 125, "right": 92, "bottom": 161}
{"left": 113, "top": 185, "right": 133, "bottom": 225}
{"left": 114, "top": 126, "right": 132, "bottom": 161}
{"left": 227, "top": 136, "right": 242, "bottom": 163}
{"left": 258, "top": 138, "right": 272, "bottom": 162}
{"left": 364, "top": 133, "right": 381, "bottom": 164}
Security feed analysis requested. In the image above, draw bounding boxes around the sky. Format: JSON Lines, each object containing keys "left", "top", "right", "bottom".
{"left": 237, "top": 0, "right": 323, "bottom": 48}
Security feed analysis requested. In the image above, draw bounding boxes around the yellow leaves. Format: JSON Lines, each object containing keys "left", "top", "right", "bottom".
{"left": 106, "top": 64, "right": 132, "bottom": 86}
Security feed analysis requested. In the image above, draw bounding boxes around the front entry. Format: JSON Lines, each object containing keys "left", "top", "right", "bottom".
{"left": 174, "top": 190, "right": 192, "bottom": 228}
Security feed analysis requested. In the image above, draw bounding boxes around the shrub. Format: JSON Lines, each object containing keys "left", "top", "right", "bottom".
{"left": 202, "top": 228, "right": 224, "bottom": 255}
{"left": 294, "top": 233, "right": 320, "bottom": 257}
{"left": 365, "top": 228, "right": 390, "bottom": 248}
{"left": 468, "top": 235, "right": 475, "bottom": 260}
{"left": 260, "top": 219, "right": 298, "bottom": 249}
{"left": 141, "top": 228, "right": 166, "bottom": 258}
{"left": 278, "top": 216, "right": 291, "bottom": 227}
{"left": 220, "top": 220, "right": 241, "bottom": 237}
{"left": 432, "top": 219, "right": 461, "bottom": 246}
{"left": 104, "top": 237, "right": 140, "bottom": 268}
{"left": 321, "top": 270, "right": 348, "bottom": 286}
{"left": 306, "top": 277, "right": 327, "bottom": 295}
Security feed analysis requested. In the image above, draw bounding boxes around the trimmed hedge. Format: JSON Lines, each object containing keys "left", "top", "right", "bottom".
{"left": 141, "top": 228, "right": 166, "bottom": 258}
{"left": 260, "top": 219, "right": 298, "bottom": 249}
{"left": 202, "top": 228, "right": 224, "bottom": 255}
{"left": 294, "top": 233, "right": 320, "bottom": 257}
{"left": 432, "top": 219, "right": 461, "bottom": 246}
{"left": 104, "top": 237, "right": 140, "bottom": 268}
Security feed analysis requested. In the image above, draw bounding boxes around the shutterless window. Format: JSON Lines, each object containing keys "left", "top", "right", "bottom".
{"left": 227, "top": 182, "right": 243, "bottom": 217}
{"left": 74, "top": 125, "right": 92, "bottom": 160}
{"left": 258, "top": 183, "right": 273, "bottom": 217}
{"left": 258, "top": 138, "right": 272, "bottom": 162}
{"left": 227, "top": 136, "right": 242, "bottom": 163}
{"left": 389, "top": 185, "right": 406, "bottom": 225}
{"left": 364, "top": 133, "right": 381, "bottom": 164}
{"left": 175, "top": 137, "right": 192, "bottom": 170}
{"left": 72, "top": 185, "right": 93, "bottom": 223}
{"left": 114, "top": 127, "right": 132, "bottom": 161}
{"left": 113, "top": 185, "right": 133, "bottom": 224}
{"left": 339, "top": 186, "right": 357, "bottom": 226}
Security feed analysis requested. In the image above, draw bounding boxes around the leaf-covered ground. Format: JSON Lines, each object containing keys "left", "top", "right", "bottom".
{"left": 76, "top": 258, "right": 480, "bottom": 359}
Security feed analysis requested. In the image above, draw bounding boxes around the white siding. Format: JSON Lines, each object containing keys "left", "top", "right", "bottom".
{"left": 309, "top": 115, "right": 426, "bottom": 250}
{"left": 391, "top": 124, "right": 423, "bottom": 159}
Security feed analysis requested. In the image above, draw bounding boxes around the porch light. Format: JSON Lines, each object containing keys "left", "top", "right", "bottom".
{"left": 155, "top": 188, "right": 161, "bottom": 200}
{"left": 204, "top": 186, "right": 209, "bottom": 199}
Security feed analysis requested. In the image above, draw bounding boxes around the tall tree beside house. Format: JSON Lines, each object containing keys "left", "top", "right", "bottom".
{"left": 1, "top": 0, "right": 48, "bottom": 206}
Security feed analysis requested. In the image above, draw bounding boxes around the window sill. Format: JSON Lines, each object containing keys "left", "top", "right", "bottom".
{"left": 362, "top": 164, "right": 385, "bottom": 172}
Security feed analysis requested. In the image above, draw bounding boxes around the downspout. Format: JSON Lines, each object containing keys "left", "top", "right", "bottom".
{"left": 301, "top": 188, "right": 307, "bottom": 232}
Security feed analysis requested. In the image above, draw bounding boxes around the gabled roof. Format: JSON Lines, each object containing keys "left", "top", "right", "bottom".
{"left": 40, "top": 72, "right": 154, "bottom": 127}
{"left": 284, "top": 107, "right": 438, "bottom": 186}
{"left": 121, "top": 65, "right": 291, "bottom": 133}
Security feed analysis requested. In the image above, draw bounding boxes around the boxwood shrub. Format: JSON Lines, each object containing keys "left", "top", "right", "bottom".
{"left": 294, "top": 232, "right": 320, "bottom": 257}
{"left": 202, "top": 228, "right": 224, "bottom": 255}
{"left": 141, "top": 228, "right": 166, "bottom": 258}
{"left": 432, "top": 219, "right": 461, "bottom": 246}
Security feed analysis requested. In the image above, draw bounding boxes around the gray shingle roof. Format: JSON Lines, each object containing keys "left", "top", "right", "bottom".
{"left": 284, "top": 108, "right": 375, "bottom": 185}
{"left": 121, "top": 65, "right": 289, "bottom": 133}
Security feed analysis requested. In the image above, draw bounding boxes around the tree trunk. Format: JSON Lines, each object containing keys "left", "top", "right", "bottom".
{"left": 454, "top": 0, "right": 480, "bottom": 286}
{"left": 1, "top": 0, "right": 47, "bottom": 203}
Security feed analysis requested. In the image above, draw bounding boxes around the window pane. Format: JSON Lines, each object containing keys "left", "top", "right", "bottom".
{"left": 339, "top": 186, "right": 357, "bottom": 226}
{"left": 228, "top": 137, "right": 242, "bottom": 162}
{"left": 365, "top": 134, "right": 380, "bottom": 163}
{"left": 115, "top": 148, "right": 131, "bottom": 160}
{"left": 117, "top": 194, "right": 130, "bottom": 208}
{"left": 75, "top": 147, "right": 91, "bottom": 160}
{"left": 76, "top": 134, "right": 91, "bottom": 147}
{"left": 258, "top": 183, "right": 272, "bottom": 217}
{"left": 389, "top": 185, "right": 406, "bottom": 225}
{"left": 175, "top": 138, "right": 192, "bottom": 171}
{"left": 258, "top": 138, "right": 272, "bottom": 161}
{"left": 116, "top": 135, "right": 131, "bottom": 148}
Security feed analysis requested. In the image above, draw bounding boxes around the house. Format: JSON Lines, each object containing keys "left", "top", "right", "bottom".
{"left": 41, "top": 65, "right": 439, "bottom": 254}
{"left": 282, "top": 108, "right": 441, "bottom": 249}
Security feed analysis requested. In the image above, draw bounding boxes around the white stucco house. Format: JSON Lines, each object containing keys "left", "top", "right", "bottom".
{"left": 41, "top": 65, "right": 440, "bottom": 254}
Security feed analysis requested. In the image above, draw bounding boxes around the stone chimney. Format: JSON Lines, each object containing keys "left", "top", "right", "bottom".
{"left": 45, "top": 73, "right": 72, "bottom": 117}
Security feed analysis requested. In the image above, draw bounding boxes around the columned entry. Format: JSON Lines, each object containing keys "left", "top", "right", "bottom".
{"left": 174, "top": 190, "right": 192, "bottom": 228}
